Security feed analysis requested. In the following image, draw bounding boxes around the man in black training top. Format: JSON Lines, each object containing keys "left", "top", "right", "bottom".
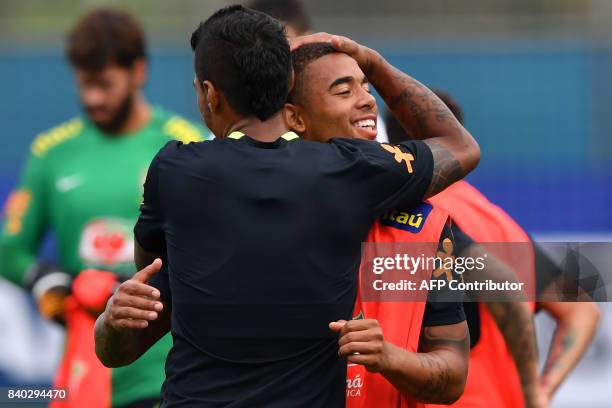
{"left": 94, "top": 5, "right": 480, "bottom": 407}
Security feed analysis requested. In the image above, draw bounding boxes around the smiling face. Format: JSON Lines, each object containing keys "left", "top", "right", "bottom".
{"left": 286, "top": 53, "right": 378, "bottom": 142}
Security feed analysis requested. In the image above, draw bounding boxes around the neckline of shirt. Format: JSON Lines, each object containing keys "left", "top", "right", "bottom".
{"left": 226, "top": 131, "right": 299, "bottom": 148}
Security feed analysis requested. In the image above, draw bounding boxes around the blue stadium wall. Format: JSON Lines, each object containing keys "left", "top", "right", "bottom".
{"left": 1, "top": 43, "right": 610, "bottom": 233}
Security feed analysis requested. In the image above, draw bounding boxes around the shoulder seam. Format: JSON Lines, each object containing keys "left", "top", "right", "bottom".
{"left": 31, "top": 118, "right": 83, "bottom": 157}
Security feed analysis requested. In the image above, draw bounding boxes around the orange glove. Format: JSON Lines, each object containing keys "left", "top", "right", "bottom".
{"left": 25, "top": 262, "right": 72, "bottom": 324}
{"left": 38, "top": 287, "right": 70, "bottom": 323}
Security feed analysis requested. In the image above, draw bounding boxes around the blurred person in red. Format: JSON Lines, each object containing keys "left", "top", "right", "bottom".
{"left": 385, "top": 90, "right": 601, "bottom": 408}
{"left": 0, "top": 7, "right": 208, "bottom": 408}
{"left": 285, "top": 38, "right": 471, "bottom": 406}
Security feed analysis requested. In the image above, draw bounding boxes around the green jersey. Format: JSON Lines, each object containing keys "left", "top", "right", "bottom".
{"left": 0, "top": 106, "right": 209, "bottom": 407}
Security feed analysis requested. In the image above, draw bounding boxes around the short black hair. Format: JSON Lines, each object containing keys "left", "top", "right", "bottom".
{"left": 384, "top": 89, "right": 464, "bottom": 144}
{"left": 288, "top": 42, "right": 336, "bottom": 103}
{"left": 67, "top": 8, "right": 146, "bottom": 71}
{"left": 247, "top": 0, "right": 310, "bottom": 34}
{"left": 191, "top": 5, "right": 291, "bottom": 121}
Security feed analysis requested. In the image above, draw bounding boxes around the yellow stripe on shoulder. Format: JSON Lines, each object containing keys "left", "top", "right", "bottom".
{"left": 31, "top": 118, "right": 83, "bottom": 157}
{"left": 163, "top": 116, "right": 206, "bottom": 144}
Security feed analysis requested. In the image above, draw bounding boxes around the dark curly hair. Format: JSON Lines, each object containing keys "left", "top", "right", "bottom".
{"left": 67, "top": 8, "right": 146, "bottom": 71}
{"left": 191, "top": 5, "right": 291, "bottom": 121}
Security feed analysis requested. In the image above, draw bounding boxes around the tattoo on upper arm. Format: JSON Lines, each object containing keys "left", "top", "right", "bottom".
{"left": 384, "top": 71, "right": 465, "bottom": 198}
{"left": 424, "top": 140, "right": 463, "bottom": 197}
{"left": 389, "top": 86, "right": 428, "bottom": 136}
{"left": 387, "top": 72, "right": 460, "bottom": 137}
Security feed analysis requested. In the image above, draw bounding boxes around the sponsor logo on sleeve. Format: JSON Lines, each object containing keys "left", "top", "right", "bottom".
{"left": 381, "top": 143, "right": 415, "bottom": 173}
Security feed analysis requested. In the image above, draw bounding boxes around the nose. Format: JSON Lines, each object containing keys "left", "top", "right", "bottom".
{"left": 81, "top": 86, "right": 106, "bottom": 107}
{"left": 356, "top": 87, "right": 376, "bottom": 111}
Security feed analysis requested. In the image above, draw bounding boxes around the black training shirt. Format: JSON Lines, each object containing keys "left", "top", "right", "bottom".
{"left": 135, "top": 133, "right": 434, "bottom": 407}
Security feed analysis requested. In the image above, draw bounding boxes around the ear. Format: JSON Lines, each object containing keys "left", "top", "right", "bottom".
{"left": 202, "top": 80, "right": 219, "bottom": 114}
{"left": 283, "top": 103, "right": 306, "bottom": 134}
{"left": 132, "top": 58, "right": 148, "bottom": 88}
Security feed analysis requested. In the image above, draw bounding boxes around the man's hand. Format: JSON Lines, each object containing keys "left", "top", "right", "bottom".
{"left": 102, "top": 258, "right": 164, "bottom": 330}
{"left": 95, "top": 258, "right": 171, "bottom": 368}
{"left": 333, "top": 318, "right": 469, "bottom": 404}
{"left": 524, "top": 382, "right": 550, "bottom": 408}
{"left": 290, "top": 32, "right": 378, "bottom": 76}
{"left": 330, "top": 318, "right": 396, "bottom": 373}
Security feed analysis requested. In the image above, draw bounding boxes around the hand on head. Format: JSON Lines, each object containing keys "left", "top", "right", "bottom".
{"left": 290, "top": 32, "right": 375, "bottom": 74}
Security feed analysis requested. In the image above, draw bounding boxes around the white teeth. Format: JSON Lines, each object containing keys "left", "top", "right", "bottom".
{"left": 355, "top": 119, "right": 376, "bottom": 128}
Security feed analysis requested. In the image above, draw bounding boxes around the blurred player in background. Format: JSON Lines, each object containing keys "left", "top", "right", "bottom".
{"left": 248, "top": 0, "right": 390, "bottom": 142}
{"left": 385, "top": 91, "right": 600, "bottom": 408}
{"left": 285, "top": 40, "right": 471, "bottom": 406}
{"left": 0, "top": 8, "right": 207, "bottom": 408}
